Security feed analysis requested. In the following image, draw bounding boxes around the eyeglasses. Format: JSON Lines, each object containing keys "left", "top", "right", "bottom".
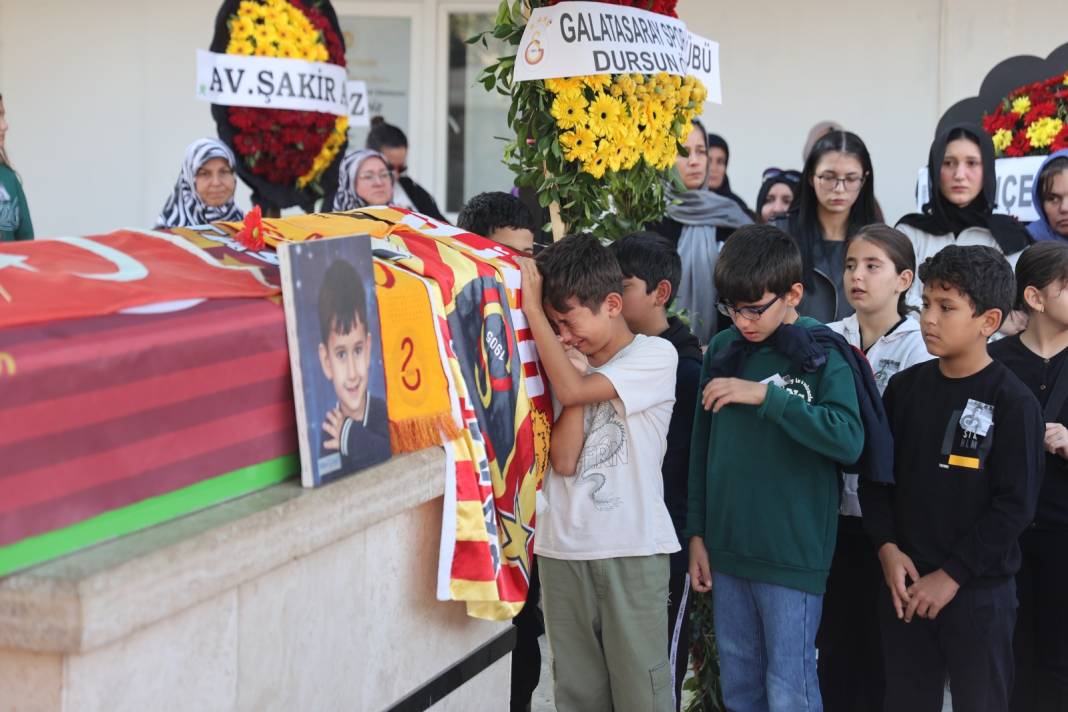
{"left": 716, "top": 294, "right": 782, "bottom": 321}
{"left": 357, "top": 171, "right": 392, "bottom": 183}
{"left": 815, "top": 173, "right": 865, "bottom": 192}
{"left": 761, "top": 167, "right": 801, "bottom": 183}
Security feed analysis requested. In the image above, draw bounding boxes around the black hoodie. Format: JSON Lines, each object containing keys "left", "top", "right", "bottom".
{"left": 659, "top": 316, "right": 703, "bottom": 574}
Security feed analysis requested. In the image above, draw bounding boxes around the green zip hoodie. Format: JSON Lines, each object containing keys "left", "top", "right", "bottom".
{"left": 685, "top": 317, "right": 864, "bottom": 594}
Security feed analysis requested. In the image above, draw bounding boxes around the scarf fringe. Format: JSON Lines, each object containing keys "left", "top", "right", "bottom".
{"left": 389, "top": 413, "right": 462, "bottom": 454}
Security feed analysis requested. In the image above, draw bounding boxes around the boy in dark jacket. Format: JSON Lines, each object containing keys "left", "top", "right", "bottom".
{"left": 860, "top": 244, "right": 1044, "bottom": 711}
{"left": 687, "top": 224, "right": 864, "bottom": 711}
{"left": 611, "top": 232, "right": 702, "bottom": 710}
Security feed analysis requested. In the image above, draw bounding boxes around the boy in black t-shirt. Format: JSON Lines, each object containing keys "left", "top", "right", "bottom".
{"left": 859, "top": 244, "right": 1044, "bottom": 711}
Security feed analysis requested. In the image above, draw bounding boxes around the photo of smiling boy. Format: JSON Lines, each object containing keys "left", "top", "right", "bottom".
{"left": 316, "top": 258, "right": 390, "bottom": 479}
{"left": 859, "top": 244, "right": 1044, "bottom": 712}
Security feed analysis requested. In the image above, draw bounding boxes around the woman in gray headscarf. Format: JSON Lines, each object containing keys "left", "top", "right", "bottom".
{"left": 332, "top": 148, "right": 394, "bottom": 211}
{"left": 647, "top": 119, "right": 753, "bottom": 343}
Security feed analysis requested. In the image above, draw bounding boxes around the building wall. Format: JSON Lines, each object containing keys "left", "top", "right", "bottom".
{"left": 0, "top": 0, "right": 1064, "bottom": 237}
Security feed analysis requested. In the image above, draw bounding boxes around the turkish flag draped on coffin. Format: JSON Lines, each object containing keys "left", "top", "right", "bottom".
{"left": 0, "top": 230, "right": 279, "bottom": 329}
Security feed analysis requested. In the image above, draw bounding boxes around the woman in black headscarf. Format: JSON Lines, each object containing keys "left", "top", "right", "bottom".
{"left": 755, "top": 168, "right": 801, "bottom": 224}
{"left": 706, "top": 133, "right": 757, "bottom": 221}
{"left": 897, "top": 123, "right": 1032, "bottom": 309}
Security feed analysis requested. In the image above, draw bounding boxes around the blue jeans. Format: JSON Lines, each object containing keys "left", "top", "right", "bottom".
{"left": 713, "top": 571, "right": 824, "bottom": 712}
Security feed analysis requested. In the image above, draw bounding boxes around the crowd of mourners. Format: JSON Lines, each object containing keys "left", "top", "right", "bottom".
{"left": 5, "top": 85, "right": 1068, "bottom": 712}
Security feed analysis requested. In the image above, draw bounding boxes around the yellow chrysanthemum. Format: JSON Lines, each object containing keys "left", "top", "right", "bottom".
{"left": 583, "top": 74, "right": 612, "bottom": 91}
{"left": 583, "top": 140, "right": 613, "bottom": 179}
{"left": 230, "top": 39, "right": 255, "bottom": 56}
{"left": 559, "top": 127, "right": 598, "bottom": 163}
{"left": 1011, "top": 96, "right": 1032, "bottom": 115}
{"left": 545, "top": 77, "right": 583, "bottom": 94}
{"left": 992, "top": 129, "right": 1013, "bottom": 154}
{"left": 550, "top": 91, "right": 589, "bottom": 130}
{"left": 1064, "top": 72, "right": 1068, "bottom": 86}
{"left": 587, "top": 94, "right": 624, "bottom": 137}
{"left": 643, "top": 99, "right": 667, "bottom": 131}
{"left": 1027, "top": 117, "right": 1064, "bottom": 149}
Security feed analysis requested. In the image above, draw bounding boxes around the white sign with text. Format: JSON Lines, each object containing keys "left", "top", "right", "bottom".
{"left": 512, "top": 2, "right": 721, "bottom": 103}
{"left": 196, "top": 50, "right": 353, "bottom": 116}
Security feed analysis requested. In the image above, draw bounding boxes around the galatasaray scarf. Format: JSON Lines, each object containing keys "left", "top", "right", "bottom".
{"left": 156, "top": 139, "right": 244, "bottom": 229}
{"left": 223, "top": 207, "right": 551, "bottom": 620}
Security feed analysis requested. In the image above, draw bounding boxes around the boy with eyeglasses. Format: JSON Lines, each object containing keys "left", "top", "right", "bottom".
{"left": 687, "top": 224, "right": 864, "bottom": 711}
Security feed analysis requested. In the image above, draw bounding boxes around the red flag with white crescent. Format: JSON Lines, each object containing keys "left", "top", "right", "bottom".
{"left": 0, "top": 230, "right": 278, "bottom": 329}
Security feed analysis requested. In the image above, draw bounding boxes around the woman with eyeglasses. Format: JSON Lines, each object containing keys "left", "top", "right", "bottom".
{"left": 0, "top": 92, "right": 33, "bottom": 242}
{"left": 755, "top": 168, "right": 800, "bottom": 224}
{"left": 156, "top": 138, "right": 244, "bottom": 229}
{"left": 648, "top": 118, "right": 753, "bottom": 343}
{"left": 897, "top": 123, "right": 1032, "bottom": 311}
{"left": 365, "top": 116, "right": 446, "bottom": 222}
{"left": 332, "top": 148, "right": 395, "bottom": 211}
{"left": 774, "top": 130, "right": 879, "bottom": 323}
{"left": 706, "top": 133, "right": 757, "bottom": 221}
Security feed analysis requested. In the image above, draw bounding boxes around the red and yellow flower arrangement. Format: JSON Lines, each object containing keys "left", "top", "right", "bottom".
{"left": 209, "top": 0, "right": 348, "bottom": 209}
{"left": 983, "top": 71, "right": 1068, "bottom": 157}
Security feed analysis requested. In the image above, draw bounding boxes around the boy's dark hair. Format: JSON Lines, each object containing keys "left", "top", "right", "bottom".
{"left": 609, "top": 232, "right": 681, "bottom": 307}
{"left": 714, "top": 224, "right": 803, "bottom": 304}
{"left": 917, "top": 244, "right": 1015, "bottom": 317}
{"left": 366, "top": 116, "right": 407, "bottom": 151}
{"left": 536, "top": 234, "right": 624, "bottom": 313}
{"left": 456, "top": 191, "right": 536, "bottom": 238}
{"left": 1014, "top": 241, "right": 1068, "bottom": 312}
{"left": 318, "top": 259, "right": 368, "bottom": 344}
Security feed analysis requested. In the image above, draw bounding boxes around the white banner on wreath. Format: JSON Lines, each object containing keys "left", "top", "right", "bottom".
{"left": 916, "top": 155, "right": 1046, "bottom": 222}
{"left": 196, "top": 49, "right": 350, "bottom": 116}
{"left": 512, "top": 2, "right": 721, "bottom": 104}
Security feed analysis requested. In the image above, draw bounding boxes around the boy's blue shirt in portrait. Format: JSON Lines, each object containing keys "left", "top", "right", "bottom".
{"left": 685, "top": 316, "right": 865, "bottom": 594}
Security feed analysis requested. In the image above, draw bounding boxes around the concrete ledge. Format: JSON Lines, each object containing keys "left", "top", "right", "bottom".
{"left": 0, "top": 448, "right": 445, "bottom": 654}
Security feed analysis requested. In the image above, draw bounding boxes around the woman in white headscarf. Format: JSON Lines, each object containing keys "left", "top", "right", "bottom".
{"left": 332, "top": 148, "right": 394, "bottom": 211}
{"left": 156, "top": 138, "right": 244, "bottom": 228}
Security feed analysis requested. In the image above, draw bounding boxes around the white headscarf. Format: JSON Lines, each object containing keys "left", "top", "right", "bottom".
{"left": 332, "top": 148, "right": 393, "bottom": 211}
{"left": 156, "top": 138, "right": 243, "bottom": 228}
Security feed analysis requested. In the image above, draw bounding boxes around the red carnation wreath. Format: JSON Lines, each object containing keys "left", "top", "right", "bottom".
{"left": 210, "top": 0, "right": 349, "bottom": 211}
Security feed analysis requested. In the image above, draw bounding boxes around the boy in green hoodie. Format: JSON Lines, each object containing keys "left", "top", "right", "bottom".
{"left": 686, "top": 224, "right": 864, "bottom": 712}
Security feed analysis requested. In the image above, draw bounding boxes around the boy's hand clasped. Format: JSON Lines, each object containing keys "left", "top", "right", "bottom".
{"left": 322, "top": 407, "right": 345, "bottom": 451}
{"left": 516, "top": 256, "right": 543, "bottom": 314}
{"left": 702, "top": 377, "right": 768, "bottom": 412}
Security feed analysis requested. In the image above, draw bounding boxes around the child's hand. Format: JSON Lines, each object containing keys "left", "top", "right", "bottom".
{"left": 904, "top": 569, "right": 960, "bottom": 622}
{"left": 877, "top": 543, "right": 919, "bottom": 620}
{"left": 688, "top": 537, "right": 713, "bottom": 593}
{"left": 702, "top": 378, "right": 768, "bottom": 412}
{"left": 515, "top": 256, "right": 544, "bottom": 315}
{"left": 1045, "top": 423, "right": 1068, "bottom": 460}
{"left": 322, "top": 408, "right": 344, "bottom": 451}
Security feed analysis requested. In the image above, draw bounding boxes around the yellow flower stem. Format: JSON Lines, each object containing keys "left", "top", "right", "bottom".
{"left": 543, "top": 162, "right": 569, "bottom": 241}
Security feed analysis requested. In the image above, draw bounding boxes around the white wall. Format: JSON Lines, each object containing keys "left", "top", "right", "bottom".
{"left": 1, "top": 0, "right": 1065, "bottom": 236}
{"left": 681, "top": 0, "right": 1067, "bottom": 224}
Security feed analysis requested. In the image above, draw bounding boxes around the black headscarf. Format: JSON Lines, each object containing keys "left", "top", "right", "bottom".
{"left": 897, "top": 123, "right": 1031, "bottom": 255}
{"left": 706, "top": 133, "right": 756, "bottom": 220}
{"left": 755, "top": 174, "right": 799, "bottom": 223}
